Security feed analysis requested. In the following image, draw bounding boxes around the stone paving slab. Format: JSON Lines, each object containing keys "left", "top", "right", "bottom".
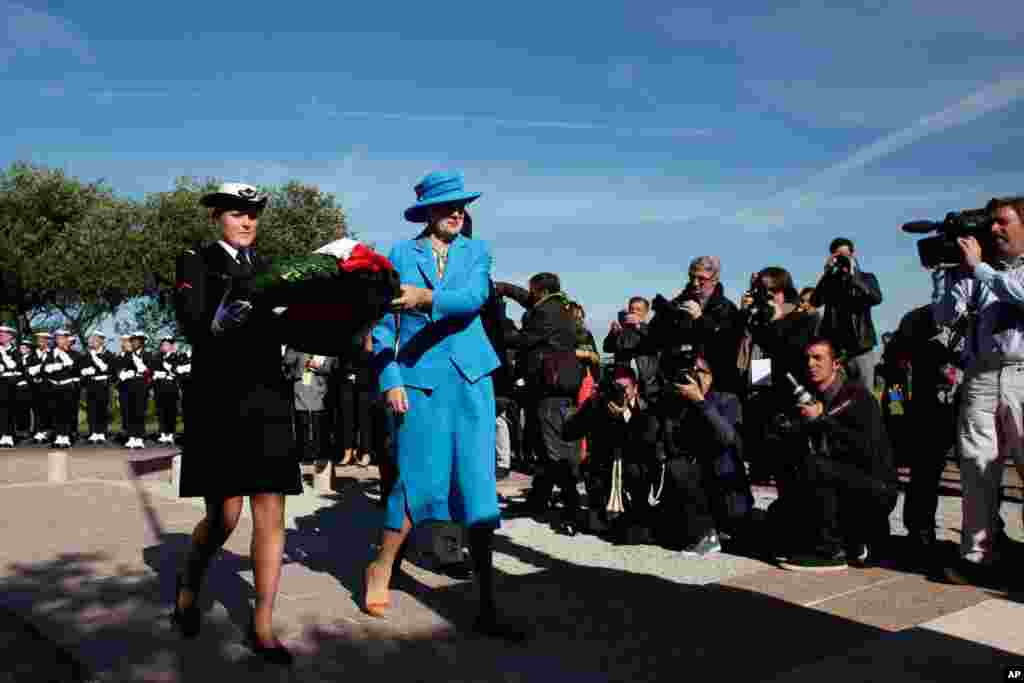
{"left": 2, "top": 448, "right": 1023, "bottom": 681}
{"left": 765, "top": 599, "right": 1024, "bottom": 683}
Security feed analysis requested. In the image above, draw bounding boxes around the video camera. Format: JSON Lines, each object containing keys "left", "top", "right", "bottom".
{"left": 902, "top": 208, "right": 993, "bottom": 269}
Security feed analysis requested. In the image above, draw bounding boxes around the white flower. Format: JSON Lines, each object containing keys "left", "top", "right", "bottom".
{"left": 314, "top": 238, "right": 360, "bottom": 261}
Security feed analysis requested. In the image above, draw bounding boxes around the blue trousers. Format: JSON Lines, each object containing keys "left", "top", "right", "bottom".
{"left": 384, "top": 368, "right": 500, "bottom": 531}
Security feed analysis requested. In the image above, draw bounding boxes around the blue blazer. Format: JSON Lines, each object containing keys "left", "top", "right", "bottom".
{"left": 373, "top": 235, "right": 500, "bottom": 393}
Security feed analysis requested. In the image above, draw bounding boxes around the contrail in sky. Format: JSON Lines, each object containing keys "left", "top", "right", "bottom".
{"left": 734, "top": 73, "right": 1024, "bottom": 227}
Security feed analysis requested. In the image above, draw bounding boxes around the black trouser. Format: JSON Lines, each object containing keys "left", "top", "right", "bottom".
{"left": 120, "top": 380, "right": 148, "bottom": 439}
{"left": 294, "top": 409, "right": 329, "bottom": 462}
{"left": 660, "top": 457, "right": 716, "bottom": 545}
{"left": 84, "top": 380, "right": 112, "bottom": 435}
{"left": 527, "top": 396, "right": 581, "bottom": 518}
{"left": 50, "top": 382, "right": 80, "bottom": 438}
{"left": 0, "top": 379, "right": 15, "bottom": 436}
{"left": 772, "top": 454, "right": 896, "bottom": 555}
{"left": 154, "top": 382, "right": 179, "bottom": 435}
{"left": 904, "top": 399, "right": 957, "bottom": 541}
{"left": 13, "top": 383, "right": 32, "bottom": 434}
{"left": 336, "top": 383, "right": 373, "bottom": 452}
{"left": 14, "top": 383, "right": 32, "bottom": 434}
{"left": 33, "top": 381, "right": 52, "bottom": 434}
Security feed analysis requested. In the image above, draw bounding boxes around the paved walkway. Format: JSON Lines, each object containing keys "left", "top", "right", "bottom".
{"left": 0, "top": 446, "right": 1022, "bottom": 681}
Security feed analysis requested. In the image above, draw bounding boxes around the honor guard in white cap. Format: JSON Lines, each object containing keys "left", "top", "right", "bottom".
{"left": 0, "top": 325, "right": 21, "bottom": 447}
{"left": 13, "top": 338, "right": 33, "bottom": 439}
{"left": 28, "top": 331, "right": 53, "bottom": 442}
{"left": 116, "top": 332, "right": 153, "bottom": 449}
{"left": 82, "top": 331, "right": 116, "bottom": 443}
{"left": 154, "top": 335, "right": 184, "bottom": 445}
{"left": 42, "top": 329, "right": 82, "bottom": 448}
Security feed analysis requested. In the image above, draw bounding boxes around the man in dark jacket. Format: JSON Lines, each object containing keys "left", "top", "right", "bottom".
{"left": 603, "top": 296, "right": 660, "bottom": 400}
{"left": 770, "top": 338, "right": 898, "bottom": 572}
{"left": 810, "top": 238, "right": 883, "bottom": 391}
{"left": 647, "top": 256, "right": 744, "bottom": 396}
{"left": 504, "top": 272, "right": 583, "bottom": 533}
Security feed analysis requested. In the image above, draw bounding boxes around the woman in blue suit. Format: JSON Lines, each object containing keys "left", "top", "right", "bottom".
{"left": 364, "top": 171, "right": 524, "bottom": 641}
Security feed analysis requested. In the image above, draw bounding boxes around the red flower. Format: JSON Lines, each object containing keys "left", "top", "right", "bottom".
{"left": 339, "top": 244, "right": 395, "bottom": 273}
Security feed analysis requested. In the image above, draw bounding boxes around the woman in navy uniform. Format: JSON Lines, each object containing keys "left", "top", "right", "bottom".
{"left": 170, "top": 183, "right": 298, "bottom": 667}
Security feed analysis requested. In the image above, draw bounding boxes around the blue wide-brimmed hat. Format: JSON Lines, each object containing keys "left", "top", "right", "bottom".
{"left": 403, "top": 170, "right": 481, "bottom": 223}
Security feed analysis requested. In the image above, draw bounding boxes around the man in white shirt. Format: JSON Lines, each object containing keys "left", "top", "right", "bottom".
{"left": 937, "top": 196, "right": 1024, "bottom": 587}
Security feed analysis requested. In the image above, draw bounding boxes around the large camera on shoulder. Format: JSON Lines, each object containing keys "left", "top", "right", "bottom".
{"left": 902, "top": 207, "right": 993, "bottom": 269}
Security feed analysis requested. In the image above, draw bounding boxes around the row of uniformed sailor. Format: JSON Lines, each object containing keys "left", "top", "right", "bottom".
{"left": 0, "top": 327, "right": 191, "bottom": 448}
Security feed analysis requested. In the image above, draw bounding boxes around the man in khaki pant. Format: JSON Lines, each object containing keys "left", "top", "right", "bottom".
{"left": 937, "top": 196, "right": 1024, "bottom": 587}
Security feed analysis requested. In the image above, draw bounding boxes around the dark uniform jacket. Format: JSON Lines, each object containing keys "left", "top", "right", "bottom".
{"left": 79, "top": 348, "right": 116, "bottom": 383}
{"left": 25, "top": 348, "right": 47, "bottom": 384}
{"left": 116, "top": 349, "right": 153, "bottom": 385}
{"left": 174, "top": 242, "right": 298, "bottom": 497}
{"left": 0, "top": 344, "right": 23, "bottom": 383}
{"left": 153, "top": 351, "right": 187, "bottom": 392}
{"left": 41, "top": 348, "right": 81, "bottom": 386}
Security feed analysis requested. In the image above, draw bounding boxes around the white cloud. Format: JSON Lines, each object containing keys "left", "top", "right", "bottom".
{"left": 1, "top": 1, "right": 93, "bottom": 67}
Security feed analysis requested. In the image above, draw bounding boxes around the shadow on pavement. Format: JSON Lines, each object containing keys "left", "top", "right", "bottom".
{"left": 0, "top": 471, "right": 1019, "bottom": 681}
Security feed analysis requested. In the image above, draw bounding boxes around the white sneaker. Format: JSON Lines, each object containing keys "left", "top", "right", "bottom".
{"left": 97, "top": 434, "right": 107, "bottom": 443}
{"left": 124, "top": 437, "right": 135, "bottom": 449}
{"left": 165, "top": 434, "right": 175, "bottom": 445}
{"left": 33, "top": 432, "right": 47, "bottom": 442}
{"left": 0, "top": 436, "right": 12, "bottom": 447}
{"left": 135, "top": 438, "right": 145, "bottom": 449}
{"left": 87, "top": 433, "right": 98, "bottom": 443}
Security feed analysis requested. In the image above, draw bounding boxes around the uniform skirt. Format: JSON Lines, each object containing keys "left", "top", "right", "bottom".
{"left": 179, "top": 378, "right": 302, "bottom": 498}
{"left": 384, "top": 366, "right": 499, "bottom": 531}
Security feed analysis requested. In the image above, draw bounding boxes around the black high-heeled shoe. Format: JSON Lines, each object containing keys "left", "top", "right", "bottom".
{"left": 245, "top": 620, "right": 293, "bottom": 668}
{"left": 170, "top": 574, "right": 201, "bottom": 639}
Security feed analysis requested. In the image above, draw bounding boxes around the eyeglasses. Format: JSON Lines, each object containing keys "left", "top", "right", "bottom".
{"left": 689, "top": 274, "right": 716, "bottom": 286}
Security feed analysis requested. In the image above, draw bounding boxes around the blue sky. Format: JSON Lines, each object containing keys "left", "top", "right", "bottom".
{"left": 4, "top": 0, "right": 1024, "bottom": 342}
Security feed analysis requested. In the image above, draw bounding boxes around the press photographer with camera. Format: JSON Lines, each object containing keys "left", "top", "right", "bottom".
{"left": 647, "top": 346, "right": 751, "bottom": 556}
{"left": 737, "top": 267, "right": 820, "bottom": 482}
{"left": 768, "top": 339, "right": 898, "bottom": 572}
{"left": 933, "top": 196, "right": 1024, "bottom": 587}
{"left": 603, "top": 296, "right": 660, "bottom": 400}
{"left": 646, "top": 256, "right": 744, "bottom": 396}
{"left": 810, "top": 238, "right": 883, "bottom": 391}
{"left": 562, "top": 365, "right": 659, "bottom": 540}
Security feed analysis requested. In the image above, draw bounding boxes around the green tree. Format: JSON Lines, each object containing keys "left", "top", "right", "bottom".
{"left": 0, "top": 162, "right": 145, "bottom": 338}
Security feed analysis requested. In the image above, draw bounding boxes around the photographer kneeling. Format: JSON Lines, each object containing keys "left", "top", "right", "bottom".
{"left": 768, "top": 339, "right": 898, "bottom": 572}
{"left": 562, "top": 366, "right": 659, "bottom": 541}
{"left": 649, "top": 346, "right": 752, "bottom": 556}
